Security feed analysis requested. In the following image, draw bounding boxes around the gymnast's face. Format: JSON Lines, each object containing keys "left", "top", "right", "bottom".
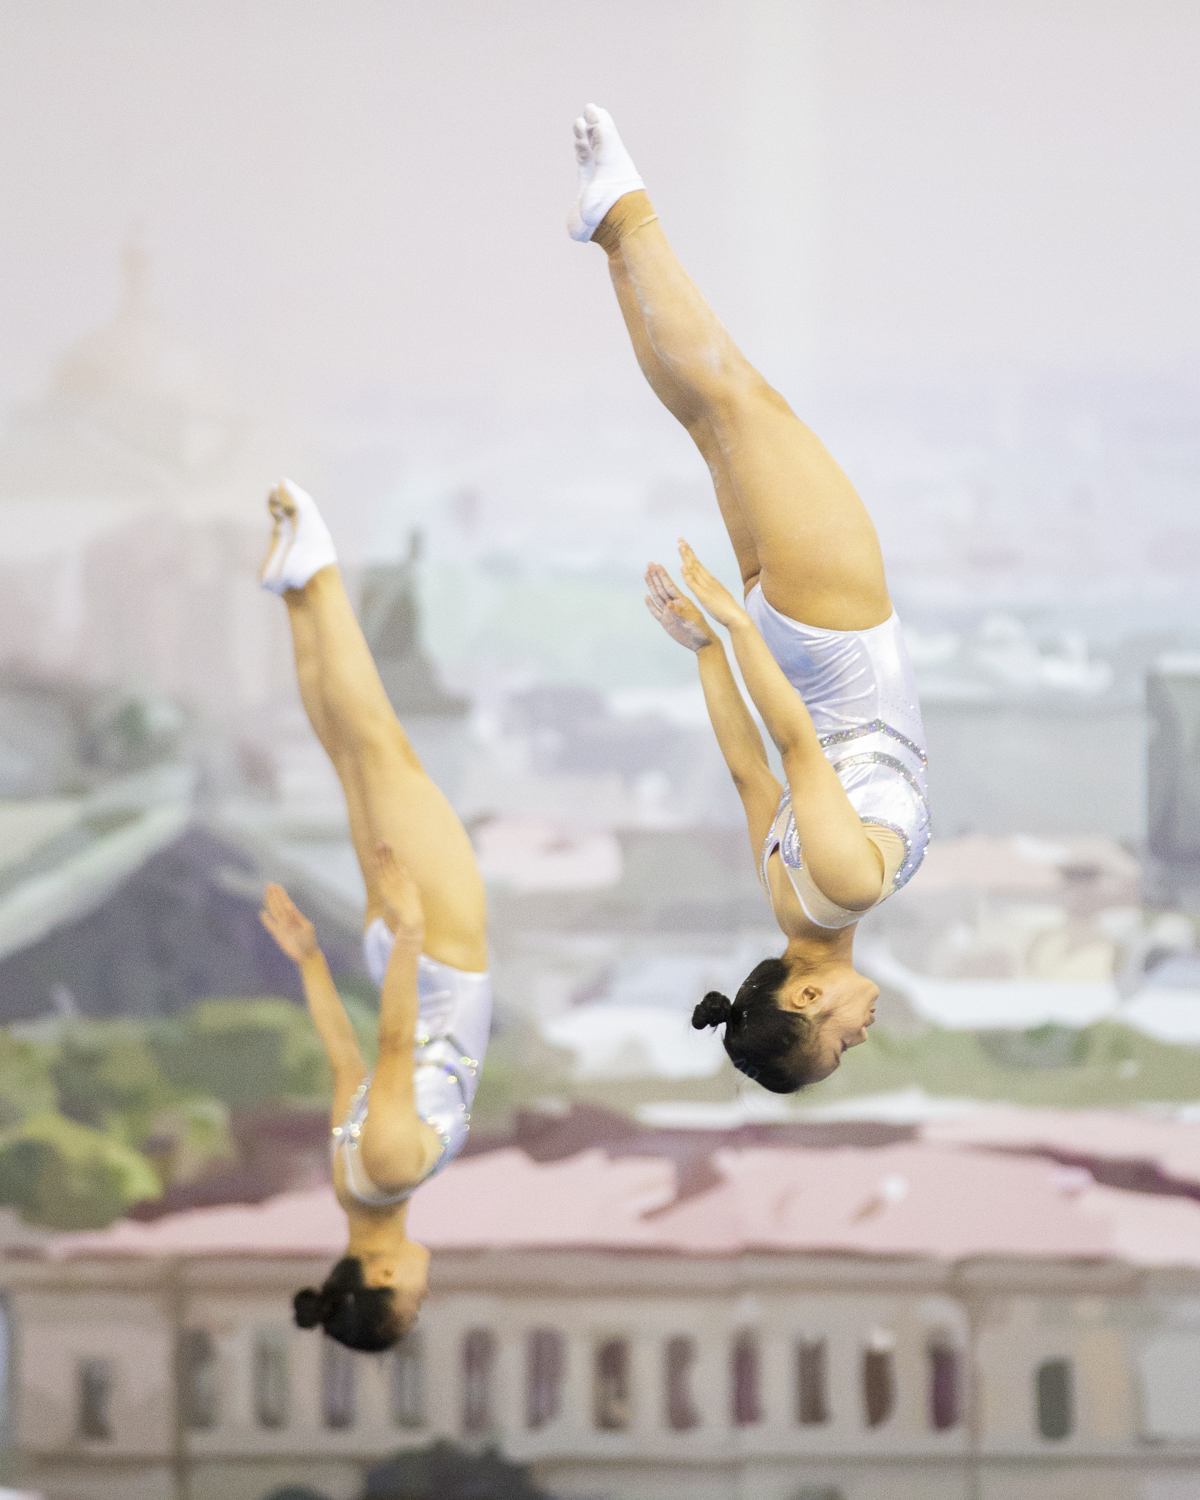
{"left": 780, "top": 964, "right": 878, "bottom": 1082}
{"left": 388, "top": 1285, "right": 427, "bottom": 1339}
{"left": 363, "top": 1240, "right": 430, "bottom": 1333}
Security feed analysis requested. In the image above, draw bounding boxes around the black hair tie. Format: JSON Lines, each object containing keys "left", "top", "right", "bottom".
{"left": 293, "top": 1288, "right": 324, "bottom": 1329}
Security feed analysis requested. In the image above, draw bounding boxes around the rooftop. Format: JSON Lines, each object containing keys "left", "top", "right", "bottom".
{"left": 42, "top": 1103, "right": 1200, "bottom": 1271}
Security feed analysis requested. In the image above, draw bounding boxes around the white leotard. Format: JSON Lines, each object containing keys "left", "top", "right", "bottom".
{"left": 331, "top": 922, "right": 491, "bottom": 1207}
{"left": 745, "top": 585, "right": 930, "bottom": 926}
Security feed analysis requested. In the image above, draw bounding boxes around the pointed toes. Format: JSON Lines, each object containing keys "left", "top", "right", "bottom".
{"left": 584, "top": 103, "right": 616, "bottom": 145}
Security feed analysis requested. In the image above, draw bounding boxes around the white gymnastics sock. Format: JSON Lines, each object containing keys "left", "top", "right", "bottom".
{"left": 567, "top": 103, "right": 645, "bottom": 243}
{"left": 259, "top": 478, "right": 338, "bottom": 595}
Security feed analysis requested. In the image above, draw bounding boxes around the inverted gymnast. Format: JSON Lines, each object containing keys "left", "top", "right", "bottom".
{"left": 258, "top": 481, "right": 490, "bottom": 1351}
{"left": 568, "top": 106, "right": 930, "bottom": 1093}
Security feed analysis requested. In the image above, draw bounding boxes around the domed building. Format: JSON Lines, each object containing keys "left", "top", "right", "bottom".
{"left": 0, "top": 242, "right": 312, "bottom": 716}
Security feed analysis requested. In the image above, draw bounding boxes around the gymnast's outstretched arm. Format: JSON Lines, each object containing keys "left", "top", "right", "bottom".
{"left": 670, "top": 546, "right": 888, "bottom": 914}
{"left": 644, "top": 562, "right": 782, "bottom": 858}
{"left": 358, "top": 843, "right": 442, "bottom": 1195}
{"left": 259, "top": 859, "right": 440, "bottom": 1195}
{"left": 259, "top": 884, "right": 366, "bottom": 1123}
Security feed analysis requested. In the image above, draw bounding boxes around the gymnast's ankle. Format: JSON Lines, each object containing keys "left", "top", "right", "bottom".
{"left": 592, "top": 190, "right": 658, "bottom": 256}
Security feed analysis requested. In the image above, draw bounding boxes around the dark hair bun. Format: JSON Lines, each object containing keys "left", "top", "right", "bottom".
{"left": 293, "top": 1258, "right": 404, "bottom": 1352}
{"left": 293, "top": 1288, "right": 324, "bottom": 1328}
{"left": 692, "top": 990, "right": 734, "bottom": 1030}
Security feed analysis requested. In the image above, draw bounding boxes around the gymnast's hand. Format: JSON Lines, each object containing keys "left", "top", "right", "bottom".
{"left": 375, "top": 842, "right": 425, "bottom": 953}
{"left": 677, "top": 540, "right": 745, "bottom": 630}
{"left": 644, "top": 561, "right": 715, "bottom": 652}
{"left": 260, "top": 883, "right": 320, "bottom": 964}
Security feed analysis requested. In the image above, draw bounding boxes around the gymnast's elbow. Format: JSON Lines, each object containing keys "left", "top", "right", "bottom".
{"left": 776, "top": 727, "right": 820, "bottom": 767}
{"left": 827, "top": 876, "right": 884, "bottom": 913}
{"left": 817, "top": 857, "right": 887, "bottom": 913}
{"left": 729, "top": 759, "right": 772, "bottom": 794}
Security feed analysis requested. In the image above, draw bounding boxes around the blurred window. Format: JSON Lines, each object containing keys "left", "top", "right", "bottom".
{"left": 526, "top": 1328, "right": 565, "bottom": 1429}
{"left": 253, "top": 1329, "right": 289, "bottom": 1430}
{"left": 796, "top": 1338, "right": 830, "bottom": 1425}
{"left": 462, "top": 1328, "right": 496, "bottom": 1434}
{"left": 664, "top": 1336, "right": 700, "bottom": 1431}
{"left": 179, "top": 1328, "right": 219, "bottom": 1430}
{"left": 594, "top": 1338, "right": 630, "bottom": 1430}
{"left": 321, "top": 1339, "right": 356, "bottom": 1430}
{"left": 391, "top": 1330, "right": 424, "bottom": 1429}
{"left": 78, "top": 1357, "right": 114, "bottom": 1439}
{"left": 863, "top": 1343, "right": 896, "bottom": 1428}
{"left": 929, "top": 1339, "right": 962, "bottom": 1430}
{"left": 1036, "top": 1358, "right": 1074, "bottom": 1440}
{"left": 731, "top": 1332, "right": 762, "bottom": 1425}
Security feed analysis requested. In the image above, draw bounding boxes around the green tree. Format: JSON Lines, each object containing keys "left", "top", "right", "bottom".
{"left": 0, "top": 1111, "right": 161, "bottom": 1229}
{"left": 0, "top": 1031, "right": 56, "bottom": 1128}
{"left": 51, "top": 1019, "right": 172, "bottom": 1138}
{"left": 364, "top": 1440, "right": 549, "bottom": 1500}
{"left": 151, "top": 998, "right": 330, "bottom": 1106}
{"left": 140, "top": 1097, "right": 235, "bottom": 1186}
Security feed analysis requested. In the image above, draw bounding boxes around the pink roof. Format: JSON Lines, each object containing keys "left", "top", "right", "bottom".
{"left": 48, "top": 1188, "right": 349, "bottom": 1260}
{"left": 45, "top": 1110, "right": 1200, "bottom": 1269}
{"left": 924, "top": 1107, "right": 1200, "bottom": 1186}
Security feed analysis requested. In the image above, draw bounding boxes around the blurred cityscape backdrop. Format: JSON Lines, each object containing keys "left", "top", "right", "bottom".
{"left": 0, "top": 3, "right": 1199, "bottom": 1499}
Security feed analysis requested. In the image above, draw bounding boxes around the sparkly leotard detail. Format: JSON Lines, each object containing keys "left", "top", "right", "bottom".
{"left": 331, "top": 932, "right": 491, "bottom": 1207}
{"left": 746, "top": 586, "right": 931, "bottom": 928}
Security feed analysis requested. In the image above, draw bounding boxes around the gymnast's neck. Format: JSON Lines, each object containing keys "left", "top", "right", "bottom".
{"left": 783, "top": 927, "right": 857, "bottom": 970}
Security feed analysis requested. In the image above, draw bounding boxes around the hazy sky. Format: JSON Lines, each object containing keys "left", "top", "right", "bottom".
{"left": 0, "top": 0, "right": 1196, "bottom": 421}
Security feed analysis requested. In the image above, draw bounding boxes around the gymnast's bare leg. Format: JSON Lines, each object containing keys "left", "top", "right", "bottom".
{"left": 264, "top": 482, "right": 486, "bottom": 974}
{"left": 570, "top": 105, "right": 890, "bottom": 632}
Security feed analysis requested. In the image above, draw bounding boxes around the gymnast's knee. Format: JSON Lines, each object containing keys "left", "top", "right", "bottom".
{"left": 706, "top": 369, "right": 785, "bottom": 427}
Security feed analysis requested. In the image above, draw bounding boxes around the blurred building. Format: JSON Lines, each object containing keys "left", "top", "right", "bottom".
{"left": 8, "top": 1104, "right": 1200, "bottom": 1500}
{"left": 0, "top": 241, "right": 306, "bottom": 717}
{"left": 1146, "top": 654, "right": 1200, "bottom": 907}
{"left": 359, "top": 535, "right": 467, "bottom": 723}
{"left": 906, "top": 612, "right": 1143, "bottom": 843}
{"left": 355, "top": 533, "right": 470, "bottom": 800}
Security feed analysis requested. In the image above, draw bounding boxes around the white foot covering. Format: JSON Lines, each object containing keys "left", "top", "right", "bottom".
{"left": 567, "top": 103, "right": 645, "bottom": 243}
{"left": 259, "top": 478, "right": 337, "bottom": 595}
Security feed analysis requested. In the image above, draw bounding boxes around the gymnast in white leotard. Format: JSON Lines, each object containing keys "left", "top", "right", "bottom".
{"left": 257, "top": 479, "right": 490, "bottom": 1352}
{"left": 568, "top": 104, "right": 930, "bottom": 1092}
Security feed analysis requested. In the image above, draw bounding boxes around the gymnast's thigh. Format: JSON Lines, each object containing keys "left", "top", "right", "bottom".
{"left": 340, "top": 727, "right": 487, "bottom": 973}
{"left": 709, "top": 383, "right": 891, "bottom": 631}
